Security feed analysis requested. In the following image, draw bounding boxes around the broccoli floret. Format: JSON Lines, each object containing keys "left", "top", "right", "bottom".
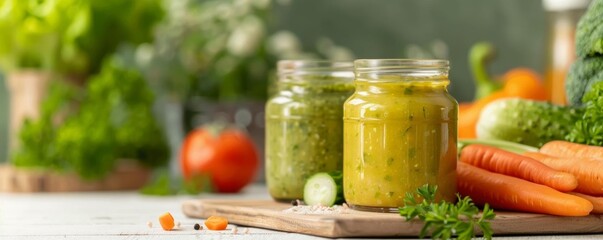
{"left": 565, "top": 57, "right": 603, "bottom": 106}
{"left": 576, "top": 0, "right": 603, "bottom": 57}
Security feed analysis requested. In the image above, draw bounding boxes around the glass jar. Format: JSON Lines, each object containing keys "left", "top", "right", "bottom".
{"left": 343, "top": 59, "right": 457, "bottom": 212}
{"left": 543, "top": 0, "right": 590, "bottom": 105}
{"left": 265, "top": 60, "right": 354, "bottom": 201}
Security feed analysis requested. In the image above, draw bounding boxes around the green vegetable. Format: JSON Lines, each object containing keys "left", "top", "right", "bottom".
{"left": 567, "top": 0, "right": 603, "bottom": 106}
{"left": 565, "top": 57, "right": 603, "bottom": 106}
{"left": 576, "top": 0, "right": 603, "bottom": 57}
{"left": 303, "top": 171, "right": 344, "bottom": 206}
{"left": 469, "top": 42, "right": 502, "bottom": 100}
{"left": 13, "top": 56, "right": 169, "bottom": 179}
{"left": 458, "top": 139, "right": 538, "bottom": 155}
{"left": 140, "top": 169, "right": 212, "bottom": 196}
{"left": 475, "top": 98, "right": 583, "bottom": 147}
{"left": 399, "top": 185, "right": 495, "bottom": 240}
{"left": 12, "top": 81, "right": 78, "bottom": 169}
{"left": 567, "top": 81, "right": 603, "bottom": 145}
{"left": 0, "top": 0, "right": 163, "bottom": 76}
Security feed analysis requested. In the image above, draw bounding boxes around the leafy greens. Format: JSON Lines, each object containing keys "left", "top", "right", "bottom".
{"left": 12, "top": 57, "right": 169, "bottom": 179}
{"left": 0, "top": 0, "right": 163, "bottom": 76}
{"left": 567, "top": 81, "right": 603, "bottom": 145}
{"left": 399, "top": 185, "right": 496, "bottom": 240}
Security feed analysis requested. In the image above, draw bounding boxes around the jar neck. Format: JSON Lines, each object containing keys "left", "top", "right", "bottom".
{"left": 353, "top": 59, "right": 450, "bottom": 94}
{"left": 277, "top": 60, "right": 354, "bottom": 95}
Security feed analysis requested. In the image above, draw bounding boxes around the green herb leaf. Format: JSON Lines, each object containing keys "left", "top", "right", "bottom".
{"left": 567, "top": 81, "right": 603, "bottom": 145}
{"left": 398, "top": 184, "right": 495, "bottom": 240}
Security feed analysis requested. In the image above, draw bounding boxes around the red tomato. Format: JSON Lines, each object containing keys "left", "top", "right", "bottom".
{"left": 180, "top": 126, "right": 259, "bottom": 193}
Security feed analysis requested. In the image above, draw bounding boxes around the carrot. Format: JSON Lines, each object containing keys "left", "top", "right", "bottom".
{"left": 158, "top": 212, "right": 175, "bottom": 231}
{"left": 540, "top": 140, "right": 603, "bottom": 160}
{"left": 568, "top": 192, "right": 603, "bottom": 214}
{"left": 205, "top": 216, "right": 228, "bottom": 230}
{"left": 457, "top": 162, "right": 592, "bottom": 216}
{"left": 524, "top": 152, "right": 603, "bottom": 195}
{"left": 460, "top": 144, "right": 578, "bottom": 192}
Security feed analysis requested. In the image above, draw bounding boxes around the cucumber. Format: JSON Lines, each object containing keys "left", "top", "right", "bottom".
{"left": 303, "top": 171, "right": 344, "bottom": 206}
{"left": 476, "top": 98, "right": 583, "bottom": 148}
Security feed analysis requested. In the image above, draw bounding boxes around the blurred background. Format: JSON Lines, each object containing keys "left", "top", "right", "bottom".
{"left": 0, "top": 0, "right": 588, "bottom": 188}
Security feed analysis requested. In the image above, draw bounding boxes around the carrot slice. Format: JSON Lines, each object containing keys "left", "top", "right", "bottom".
{"left": 158, "top": 212, "right": 175, "bottom": 231}
{"left": 205, "top": 216, "right": 228, "bottom": 230}
{"left": 524, "top": 152, "right": 603, "bottom": 195}
{"left": 540, "top": 140, "right": 603, "bottom": 160}
{"left": 460, "top": 144, "right": 578, "bottom": 192}
{"left": 568, "top": 192, "right": 603, "bottom": 214}
{"left": 457, "top": 162, "right": 592, "bottom": 216}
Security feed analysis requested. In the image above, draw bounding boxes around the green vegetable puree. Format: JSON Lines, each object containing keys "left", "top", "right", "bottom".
{"left": 343, "top": 78, "right": 458, "bottom": 210}
{"left": 265, "top": 80, "right": 353, "bottom": 201}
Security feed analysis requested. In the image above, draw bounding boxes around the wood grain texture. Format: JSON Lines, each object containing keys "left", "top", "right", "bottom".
{"left": 182, "top": 199, "right": 603, "bottom": 238}
{"left": 1, "top": 185, "right": 603, "bottom": 240}
{"left": 0, "top": 162, "right": 150, "bottom": 192}
{"left": 0, "top": 186, "right": 309, "bottom": 240}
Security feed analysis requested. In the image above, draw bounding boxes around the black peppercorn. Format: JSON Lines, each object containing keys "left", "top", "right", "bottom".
{"left": 194, "top": 223, "right": 201, "bottom": 230}
{"left": 291, "top": 200, "right": 298, "bottom": 206}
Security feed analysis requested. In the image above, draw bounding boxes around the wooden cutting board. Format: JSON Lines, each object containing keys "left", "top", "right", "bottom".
{"left": 182, "top": 199, "right": 603, "bottom": 238}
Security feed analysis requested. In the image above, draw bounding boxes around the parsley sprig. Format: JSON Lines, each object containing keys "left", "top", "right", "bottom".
{"left": 567, "top": 81, "right": 603, "bottom": 145}
{"left": 399, "top": 185, "right": 496, "bottom": 240}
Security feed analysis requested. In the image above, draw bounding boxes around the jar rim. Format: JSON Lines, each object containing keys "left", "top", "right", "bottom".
{"left": 278, "top": 60, "right": 354, "bottom": 74}
{"left": 354, "top": 59, "right": 449, "bottom": 71}
{"left": 277, "top": 60, "right": 354, "bottom": 83}
{"left": 353, "top": 59, "right": 450, "bottom": 81}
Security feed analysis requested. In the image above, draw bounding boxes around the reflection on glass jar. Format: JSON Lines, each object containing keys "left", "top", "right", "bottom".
{"left": 265, "top": 60, "right": 354, "bottom": 201}
{"left": 343, "top": 59, "right": 458, "bottom": 212}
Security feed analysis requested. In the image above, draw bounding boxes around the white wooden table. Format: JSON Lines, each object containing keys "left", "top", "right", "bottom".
{"left": 0, "top": 184, "right": 600, "bottom": 240}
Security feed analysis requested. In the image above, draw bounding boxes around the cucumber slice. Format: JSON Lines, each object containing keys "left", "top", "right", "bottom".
{"left": 303, "top": 171, "right": 344, "bottom": 206}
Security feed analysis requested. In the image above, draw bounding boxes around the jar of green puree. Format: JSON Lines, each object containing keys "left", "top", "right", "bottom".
{"left": 265, "top": 60, "right": 354, "bottom": 201}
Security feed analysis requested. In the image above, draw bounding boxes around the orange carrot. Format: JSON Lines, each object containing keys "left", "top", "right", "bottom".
{"left": 524, "top": 152, "right": 603, "bottom": 195}
{"left": 205, "top": 216, "right": 228, "bottom": 230}
{"left": 568, "top": 192, "right": 603, "bottom": 214}
{"left": 457, "top": 162, "right": 592, "bottom": 216}
{"left": 540, "top": 140, "right": 603, "bottom": 160}
{"left": 460, "top": 144, "right": 578, "bottom": 192}
{"left": 158, "top": 212, "right": 175, "bottom": 231}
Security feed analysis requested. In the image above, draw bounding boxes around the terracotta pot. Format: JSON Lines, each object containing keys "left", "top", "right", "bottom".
{"left": 0, "top": 161, "right": 151, "bottom": 192}
{"left": 5, "top": 70, "right": 51, "bottom": 154}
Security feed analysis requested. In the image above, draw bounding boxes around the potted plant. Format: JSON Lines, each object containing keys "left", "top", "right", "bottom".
{"left": 0, "top": 0, "right": 167, "bottom": 191}
{"left": 0, "top": 0, "right": 163, "bottom": 150}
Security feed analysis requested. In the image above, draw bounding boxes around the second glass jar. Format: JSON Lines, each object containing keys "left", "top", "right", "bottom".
{"left": 343, "top": 59, "right": 458, "bottom": 212}
{"left": 265, "top": 60, "right": 354, "bottom": 201}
